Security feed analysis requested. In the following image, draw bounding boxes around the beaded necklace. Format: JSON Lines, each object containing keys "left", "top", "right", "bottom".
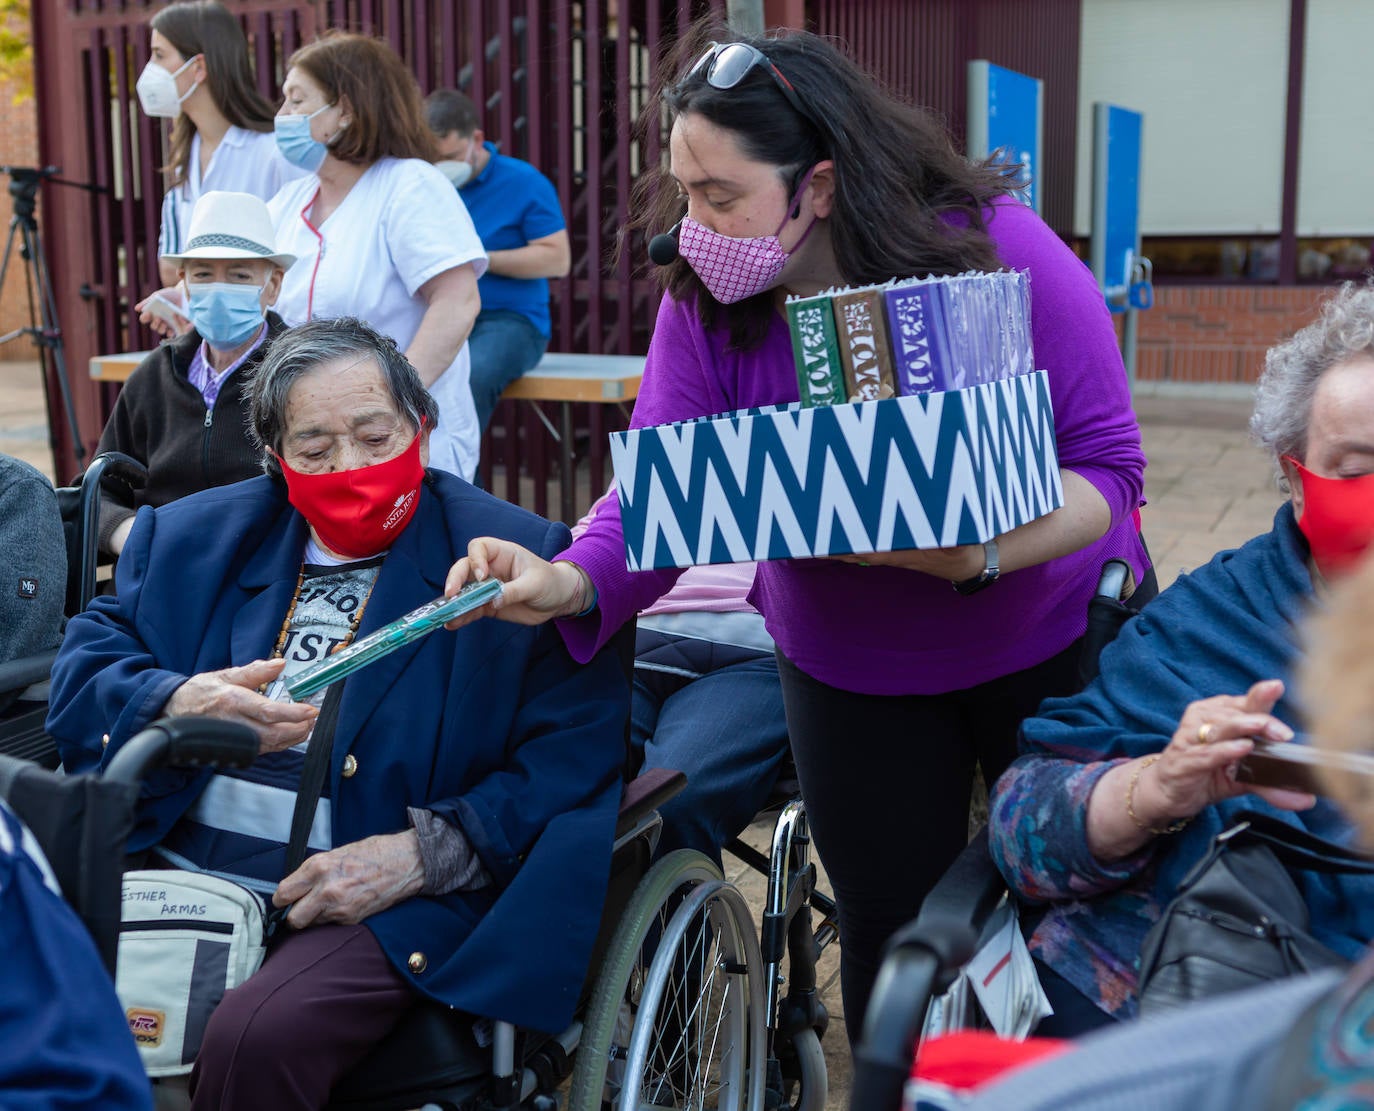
{"left": 261, "top": 563, "right": 376, "bottom": 688}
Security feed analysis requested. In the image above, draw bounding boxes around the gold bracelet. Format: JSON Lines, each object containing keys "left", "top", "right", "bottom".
{"left": 1126, "top": 754, "right": 1191, "bottom": 836}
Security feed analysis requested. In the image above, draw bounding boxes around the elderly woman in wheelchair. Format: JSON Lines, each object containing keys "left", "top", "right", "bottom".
{"left": 985, "top": 280, "right": 1374, "bottom": 1037}
{"left": 46, "top": 317, "right": 628, "bottom": 1111}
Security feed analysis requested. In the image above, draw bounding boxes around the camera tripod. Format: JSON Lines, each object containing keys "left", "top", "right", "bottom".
{"left": 0, "top": 165, "right": 97, "bottom": 469}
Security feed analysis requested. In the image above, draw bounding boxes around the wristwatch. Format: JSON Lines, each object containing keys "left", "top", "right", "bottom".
{"left": 952, "top": 539, "right": 1000, "bottom": 595}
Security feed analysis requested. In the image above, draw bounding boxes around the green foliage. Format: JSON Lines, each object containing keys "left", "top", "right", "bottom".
{"left": 0, "top": 0, "right": 32, "bottom": 103}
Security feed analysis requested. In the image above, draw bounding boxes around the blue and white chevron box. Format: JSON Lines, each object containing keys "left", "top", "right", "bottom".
{"left": 609, "top": 369, "right": 1065, "bottom": 570}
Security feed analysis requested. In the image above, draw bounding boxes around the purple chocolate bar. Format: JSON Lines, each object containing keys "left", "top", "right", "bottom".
{"left": 884, "top": 281, "right": 959, "bottom": 395}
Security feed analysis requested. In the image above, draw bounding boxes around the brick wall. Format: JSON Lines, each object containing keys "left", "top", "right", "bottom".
{"left": 0, "top": 76, "right": 40, "bottom": 361}
{"left": 1135, "top": 286, "right": 1328, "bottom": 384}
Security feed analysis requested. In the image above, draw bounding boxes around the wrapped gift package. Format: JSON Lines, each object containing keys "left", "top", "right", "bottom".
{"left": 609, "top": 368, "right": 1064, "bottom": 570}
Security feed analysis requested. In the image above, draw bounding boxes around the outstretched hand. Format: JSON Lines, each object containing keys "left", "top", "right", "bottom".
{"left": 164, "top": 658, "right": 318, "bottom": 754}
{"left": 442, "top": 537, "right": 591, "bottom": 630}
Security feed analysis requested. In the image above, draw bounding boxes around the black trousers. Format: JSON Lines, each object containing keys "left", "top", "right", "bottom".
{"left": 776, "top": 637, "right": 1085, "bottom": 1044}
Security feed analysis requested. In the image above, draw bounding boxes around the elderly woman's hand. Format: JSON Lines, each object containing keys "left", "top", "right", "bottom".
{"left": 164, "top": 658, "right": 319, "bottom": 753}
{"left": 442, "top": 537, "right": 594, "bottom": 630}
{"left": 273, "top": 831, "right": 425, "bottom": 928}
{"left": 1147, "top": 680, "right": 1311, "bottom": 818}
{"left": 1087, "top": 679, "right": 1316, "bottom": 861}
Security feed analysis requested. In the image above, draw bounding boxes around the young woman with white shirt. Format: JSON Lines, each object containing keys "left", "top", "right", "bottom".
{"left": 267, "top": 32, "right": 487, "bottom": 482}
{"left": 135, "top": 1, "right": 303, "bottom": 294}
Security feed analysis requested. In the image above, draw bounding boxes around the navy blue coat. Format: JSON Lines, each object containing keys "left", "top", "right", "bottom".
{"left": 48, "top": 471, "right": 628, "bottom": 1033}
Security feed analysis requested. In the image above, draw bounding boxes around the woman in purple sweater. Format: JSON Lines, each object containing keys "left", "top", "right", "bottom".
{"left": 444, "top": 25, "right": 1148, "bottom": 1039}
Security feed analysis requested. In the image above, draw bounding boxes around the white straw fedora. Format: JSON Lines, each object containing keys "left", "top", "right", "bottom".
{"left": 161, "top": 190, "right": 297, "bottom": 270}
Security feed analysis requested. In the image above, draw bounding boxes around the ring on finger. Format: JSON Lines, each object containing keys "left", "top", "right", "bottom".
{"left": 1197, "top": 722, "right": 1216, "bottom": 745}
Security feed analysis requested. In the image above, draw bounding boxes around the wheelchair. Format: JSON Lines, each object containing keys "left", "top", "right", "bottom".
{"left": 2, "top": 715, "right": 830, "bottom": 1110}
{"left": 0, "top": 450, "right": 148, "bottom": 768}
{"left": 848, "top": 558, "right": 1154, "bottom": 1111}
{"left": 279, "top": 758, "right": 835, "bottom": 1109}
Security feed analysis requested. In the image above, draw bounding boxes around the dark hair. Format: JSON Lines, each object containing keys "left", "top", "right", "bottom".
{"left": 250, "top": 317, "right": 440, "bottom": 477}
{"left": 287, "top": 32, "right": 439, "bottom": 166}
{"left": 151, "top": 0, "right": 277, "bottom": 189}
{"left": 627, "top": 22, "right": 1020, "bottom": 349}
{"left": 425, "top": 89, "right": 480, "bottom": 138}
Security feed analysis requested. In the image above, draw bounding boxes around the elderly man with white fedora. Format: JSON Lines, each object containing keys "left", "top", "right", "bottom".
{"left": 97, "top": 190, "right": 297, "bottom": 556}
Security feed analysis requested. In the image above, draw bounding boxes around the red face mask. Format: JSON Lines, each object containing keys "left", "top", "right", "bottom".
{"left": 279, "top": 425, "right": 425, "bottom": 559}
{"left": 1284, "top": 455, "right": 1374, "bottom": 578}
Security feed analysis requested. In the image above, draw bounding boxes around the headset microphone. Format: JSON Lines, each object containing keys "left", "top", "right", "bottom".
{"left": 647, "top": 220, "right": 682, "bottom": 266}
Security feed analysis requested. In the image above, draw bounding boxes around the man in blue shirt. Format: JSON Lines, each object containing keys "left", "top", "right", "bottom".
{"left": 425, "top": 90, "right": 571, "bottom": 433}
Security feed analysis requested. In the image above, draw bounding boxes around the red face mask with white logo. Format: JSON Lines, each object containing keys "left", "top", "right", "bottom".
{"left": 278, "top": 424, "right": 425, "bottom": 559}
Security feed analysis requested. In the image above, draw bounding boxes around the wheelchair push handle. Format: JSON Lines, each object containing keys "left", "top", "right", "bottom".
{"left": 83, "top": 450, "right": 149, "bottom": 496}
{"left": 104, "top": 717, "right": 257, "bottom": 785}
{"left": 1094, "top": 558, "right": 1132, "bottom": 602}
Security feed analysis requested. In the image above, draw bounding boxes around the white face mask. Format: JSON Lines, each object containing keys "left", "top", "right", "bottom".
{"left": 435, "top": 160, "right": 473, "bottom": 188}
{"left": 434, "top": 137, "right": 479, "bottom": 188}
{"left": 137, "top": 55, "right": 200, "bottom": 119}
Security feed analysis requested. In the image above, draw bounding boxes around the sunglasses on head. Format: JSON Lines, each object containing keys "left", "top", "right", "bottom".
{"left": 683, "top": 41, "right": 819, "bottom": 130}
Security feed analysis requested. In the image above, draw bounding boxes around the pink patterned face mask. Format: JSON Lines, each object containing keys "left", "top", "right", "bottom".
{"left": 677, "top": 169, "right": 817, "bottom": 304}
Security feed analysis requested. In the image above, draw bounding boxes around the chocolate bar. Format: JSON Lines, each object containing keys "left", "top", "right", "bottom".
{"left": 786, "top": 293, "right": 846, "bottom": 407}
{"left": 832, "top": 286, "right": 897, "bottom": 402}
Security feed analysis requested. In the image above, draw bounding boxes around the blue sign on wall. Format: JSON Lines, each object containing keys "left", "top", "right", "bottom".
{"left": 1092, "top": 103, "right": 1145, "bottom": 316}
{"left": 1093, "top": 104, "right": 1148, "bottom": 311}
{"left": 1091, "top": 103, "right": 1152, "bottom": 384}
{"left": 967, "top": 60, "right": 1043, "bottom": 215}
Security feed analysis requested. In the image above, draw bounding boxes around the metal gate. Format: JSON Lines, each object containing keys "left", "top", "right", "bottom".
{"left": 29, "top": 0, "right": 717, "bottom": 481}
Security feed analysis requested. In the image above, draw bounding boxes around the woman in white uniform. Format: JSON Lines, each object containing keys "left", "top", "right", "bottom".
{"left": 267, "top": 32, "right": 486, "bottom": 482}
{"left": 137, "top": 1, "right": 304, "bottom": 291}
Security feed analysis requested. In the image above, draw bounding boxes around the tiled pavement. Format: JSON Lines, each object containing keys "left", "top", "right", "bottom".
{"left": 1133, "top": 389, "right": 1284, "bottom": 586}
{"left": 0, "top": 360, "right": 1280, "bottom": 1108}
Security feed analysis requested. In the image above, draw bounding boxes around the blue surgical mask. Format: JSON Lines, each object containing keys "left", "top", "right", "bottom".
{"left": 187, "top": 282, "right": 266, "bottom": 349}
{"left": 274, "top": 103, "right": 333, "bottom": 172}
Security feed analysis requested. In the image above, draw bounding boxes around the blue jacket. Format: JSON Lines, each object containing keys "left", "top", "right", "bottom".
{"left": 989, "top": 503, "right": 1374, "bottom": 1018}
{"left": 0, "top": 802, "right": 151, "bottom": 1110}
{"left": 48, "top": 471, "right": 628, "bottom": 1033}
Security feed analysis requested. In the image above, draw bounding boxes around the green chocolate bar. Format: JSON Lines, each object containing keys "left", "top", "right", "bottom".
{"left": 283, "top": 577, "right": 504, "bottom": 701}
{"left": 786, "top": 294, "right": 846, "bottom": 407}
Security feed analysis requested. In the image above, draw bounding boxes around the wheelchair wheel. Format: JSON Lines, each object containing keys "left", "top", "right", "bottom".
{"left": 569, "top": 849, "right": 765, "bottom": 1111}
{"left": 775, "top": 1027, "right": 826, "bottom": 1111}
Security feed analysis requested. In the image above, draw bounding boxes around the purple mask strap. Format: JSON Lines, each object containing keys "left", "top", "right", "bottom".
{"left": 773, "top": 164, "right": 820, "bottom": 236}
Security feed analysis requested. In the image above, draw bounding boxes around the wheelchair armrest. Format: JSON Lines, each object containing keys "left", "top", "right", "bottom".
{"left": 849, "top": 826, "right": 1006, "bottom": 1111}
{"left": 904, "top": 825, "right": 1005, "bottom": 956}
{"left": 104, "top": 717, "right": 258, "bottom": 785}
{"left": 615, "top": 766, "right": 687, "bottom": 840}
{"left": 0, "top": 648, "right": 59, "bottom": 696}
{"left": 850, "top": 941, "right": 943, "bottom": 1111}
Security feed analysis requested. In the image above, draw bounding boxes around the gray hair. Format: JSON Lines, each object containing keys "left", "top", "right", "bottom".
{"left": 249, "top": 316, "right": 440, "bottom": 477}
{"left": 1251, "top": 280, "right": 1374, "bottom": 490}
